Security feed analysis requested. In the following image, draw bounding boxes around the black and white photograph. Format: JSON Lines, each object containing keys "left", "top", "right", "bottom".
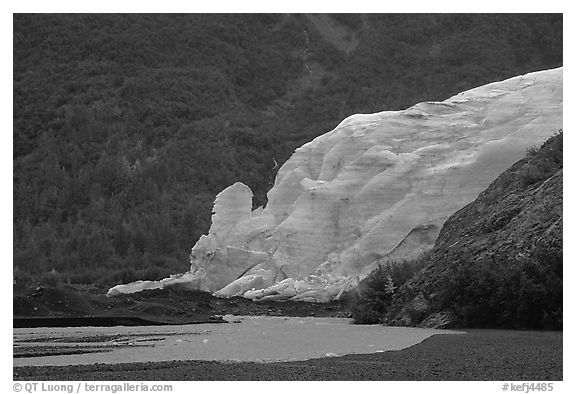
{"left": 10, "top": 4, "right": 566, "bottom": 389}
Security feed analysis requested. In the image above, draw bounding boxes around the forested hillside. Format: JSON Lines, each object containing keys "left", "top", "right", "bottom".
{"left": 13, "top": 14, "right": 562, "bottom": 288}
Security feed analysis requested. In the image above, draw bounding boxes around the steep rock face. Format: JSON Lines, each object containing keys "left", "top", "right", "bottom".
{"left": 108, "top": 67, "right": 563, "bottom": 301}
{"left": 384, "top": 133, "right": 563, "bottom": 329}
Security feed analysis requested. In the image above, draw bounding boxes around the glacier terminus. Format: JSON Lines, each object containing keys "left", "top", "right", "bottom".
{"left": 108, "top": 67, "right": 563, "bottom": 302}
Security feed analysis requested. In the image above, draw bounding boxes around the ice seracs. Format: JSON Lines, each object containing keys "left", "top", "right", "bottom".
{"left": 108, "top": 67, "right": 563, "bottom": 301}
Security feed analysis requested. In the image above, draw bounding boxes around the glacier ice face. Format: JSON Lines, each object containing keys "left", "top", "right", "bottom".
{"left": 108, "top": 67, "right": 563, "bottom": 301}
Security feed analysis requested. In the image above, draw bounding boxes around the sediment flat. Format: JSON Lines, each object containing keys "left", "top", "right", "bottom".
{"left": 13, "top": 316, "right": 225, "bottom": 328}
{"left": 14, "top": 329, "right": 562, "bottom": 381}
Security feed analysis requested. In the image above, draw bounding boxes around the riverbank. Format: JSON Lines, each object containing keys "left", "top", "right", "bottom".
{"left": 14, "top": 329, "right": 562, "bottom": 381}
{"left": 14, "top": 285, "right": 351, "bottom": 328}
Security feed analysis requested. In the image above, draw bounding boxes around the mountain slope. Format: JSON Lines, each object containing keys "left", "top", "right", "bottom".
{"left": 382, "top": 133, "right": 562, "bottom": 329}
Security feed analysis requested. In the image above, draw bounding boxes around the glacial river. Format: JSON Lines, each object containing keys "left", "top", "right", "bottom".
{"left": 14, "top": 316, "right": 463, "bottom": 367}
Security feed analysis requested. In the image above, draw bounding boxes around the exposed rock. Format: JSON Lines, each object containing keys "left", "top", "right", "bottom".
{"left": 109, "top": 68, "right": 563, "bottom": 302}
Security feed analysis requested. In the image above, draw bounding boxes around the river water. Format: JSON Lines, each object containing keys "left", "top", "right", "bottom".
{"left": 13, "top": 316, "right": 462, "bottom": 367}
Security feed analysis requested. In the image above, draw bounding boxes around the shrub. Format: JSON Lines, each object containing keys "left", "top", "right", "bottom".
{"left": 520, "top": 131, "right": 562, "bottom": 186}
{"left": 519, "top": 164, "right": 547, "bottom": 186}
{"left": 13, "top": 266, "right": 36, "bottom": 291}
{"left": 352, "top": 260, "right": 422, "bottom": 324}
{"left": 437, "top": 248, "right": 562, "bottom": 329}
{"left": 40, "top": 269, "right": 64, "bottom": 287}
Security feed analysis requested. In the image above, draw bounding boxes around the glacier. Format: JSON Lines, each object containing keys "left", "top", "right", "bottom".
{"left": 108, "top": 67, "right": 563, "bottom": 301}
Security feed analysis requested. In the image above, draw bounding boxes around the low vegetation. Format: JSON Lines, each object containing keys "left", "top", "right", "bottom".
{"left": 433, "top": 244, "right": 562, "bottom": 329}
{"left": 352, "top": 259, "right": 423, "bottom": 324}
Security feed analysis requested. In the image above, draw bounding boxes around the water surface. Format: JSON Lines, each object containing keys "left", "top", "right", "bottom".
{"left": 14, "top": 316, "right": 462, "bottom": 366}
